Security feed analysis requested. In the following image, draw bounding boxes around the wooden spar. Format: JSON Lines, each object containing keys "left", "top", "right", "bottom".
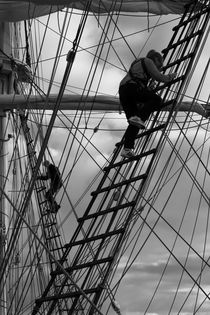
{"left": 0, "top": 94, "right": 207, "bottom": 117}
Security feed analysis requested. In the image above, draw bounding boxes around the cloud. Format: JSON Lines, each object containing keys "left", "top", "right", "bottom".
{"left": 113, "top": 253, "right": 210, "bottom": 314}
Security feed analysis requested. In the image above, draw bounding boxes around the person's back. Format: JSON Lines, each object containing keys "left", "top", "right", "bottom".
{"left": 120, "top": 50, "right": 175, "bottom": 88}
{"left": 48, "top": 164, "right": 62, "bottom": 189}
{"left": 120, "top": 57, "right": 148, "bottom": 87}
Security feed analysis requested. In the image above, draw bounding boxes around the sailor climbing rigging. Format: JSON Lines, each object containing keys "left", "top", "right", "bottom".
{"left": 37, "top": 160, "right": 62, "bottom": 213}
{"left": 119, "top": 49, "right": 176, "bottom": 158}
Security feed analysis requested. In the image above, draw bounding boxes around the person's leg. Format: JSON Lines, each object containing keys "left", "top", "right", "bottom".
{"left": 46, "top": 189, "right": 53, "bottom": 205}
{"left": 52, "top": 185, "right": 61, "bottom": 212}
{"left": 119, "top": 84, "right": 140, "bottom": 119}
{"left": 124, "top": 90, "right": 162, "bottom": 149}
{"left": 119, "top": 84, "right": 143, "bottom": 157}
{"left": 123, "top": 125, "right": 139, "bottom": 149}
{"left": 137, "top": 89, "right": 162, "bottom": 121}
{"left": 46, "top": 187, "right": 60, "bottom": 212}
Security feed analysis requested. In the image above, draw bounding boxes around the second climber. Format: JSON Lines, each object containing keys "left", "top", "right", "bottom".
{"left": 37, "top": 160, "right": 62, "bottom": 213}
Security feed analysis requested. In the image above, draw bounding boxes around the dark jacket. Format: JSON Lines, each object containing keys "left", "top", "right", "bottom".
{"left": 39, "top": 164, "right": 62, "bottom": 190}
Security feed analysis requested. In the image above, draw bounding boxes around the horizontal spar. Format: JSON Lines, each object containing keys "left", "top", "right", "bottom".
{"left": 0, "top": 94, "right": 207, "bottom": 117}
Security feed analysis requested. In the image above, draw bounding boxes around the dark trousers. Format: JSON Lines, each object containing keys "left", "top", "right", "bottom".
{"left": 45, "top": 183, "right": 60, "bottom": 207}
{"left": 119, "top": 83, "right": 162, "bottom": 149}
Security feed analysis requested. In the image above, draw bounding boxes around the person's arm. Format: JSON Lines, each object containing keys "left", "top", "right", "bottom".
{"left": 144, "top": 58, "right": 176, "bottom": 83}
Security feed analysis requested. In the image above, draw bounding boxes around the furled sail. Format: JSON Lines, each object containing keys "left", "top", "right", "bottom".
{"left": 0, "top": 0, "right": 194, "bottom": 21}
{"left": 0, "top": 94, "right": 207, "bottom": 117}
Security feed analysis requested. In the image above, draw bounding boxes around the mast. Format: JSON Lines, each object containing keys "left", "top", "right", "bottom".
{"left": 0, "top": 22, "right": 13, "bottom": 315}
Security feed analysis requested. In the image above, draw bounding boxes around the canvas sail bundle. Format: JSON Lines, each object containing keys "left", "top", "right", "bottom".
{"left": 0, "top": 0, "right": 193, "bottom": 21}
{"left": 0, "top": 94, "right": 207, "bottom": 117}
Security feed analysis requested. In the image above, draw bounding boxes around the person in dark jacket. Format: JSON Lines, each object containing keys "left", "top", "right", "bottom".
{"left": 119, "top": 49, "right": 177, "bottom": 158}
{"left": 37, "top": 160, "right": 62, "bottom": 212}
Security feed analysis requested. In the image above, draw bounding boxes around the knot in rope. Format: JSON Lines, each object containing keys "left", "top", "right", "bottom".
{"left": 94, "top": 126, "right": 99, "bottom": 133}
{"left": 66, "top": 49, "right": 76, "bottom": 63}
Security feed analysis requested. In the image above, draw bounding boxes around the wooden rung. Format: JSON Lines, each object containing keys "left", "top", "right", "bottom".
{"left": 163, "top": 54, "right": 194, "bottom": 69}
{"left": 91, "top": 173, "right": 147, "bottom": 196}
{"left": 36, "top": 186, "right": 46, "bottom": 192}
{"left": 162, "top": 30, "right": 202, "bottom": 53}
{"left": 41, "top": 210, "right": 55, "bottom": 217}
{"left": 34, "top": 287, "right": 101, "bottom": 305}
{"left": 173, "top": 7, "right": 209, "bottom": 30}
{"left": 136, "top": 123, "right": 166, "bottom": 139}
{"left": 46, "top": 234, "right": 60, "bottom": 240}
{"left": 104, "top": 149, "right": 156, "bottom": 171}
{"left": 77, "top": 201, "right": 136, "bottom": 222}
{"left": 115, "top": 122, "right": 166, "bottom": 148}
{"left": 65, "top": 228, "right": 125, "bottom": 247}
{"left": 155, "top": 75, "right": 186, "bottom": 92}
{"left": 51, "top": 256, "right": 113, "bottom": 276}
{"left": 50, "top": 246, "right": 66, "bottom": 252}
{"left": 44, "top": 222, "right": 56, "bottom": 228}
